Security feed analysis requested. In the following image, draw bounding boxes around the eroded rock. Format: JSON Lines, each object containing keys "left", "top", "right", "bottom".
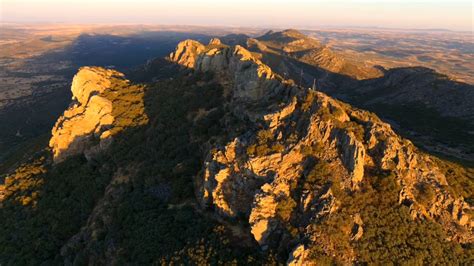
{"left": 49, "top": 67, "right": 147, "bottom": 163}
{"left": 168, "top": 39, "right": 205, "bottom": 68}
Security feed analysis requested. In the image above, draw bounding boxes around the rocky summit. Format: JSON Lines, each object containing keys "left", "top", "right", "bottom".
{"left": 170, "top": 39, "right": 473, "bottom": 262}
{"left": 1, "top": 35, "right": 473, "bottom": 265}
{"left": 49, "top": 67, "right": 148, "bottom": 163}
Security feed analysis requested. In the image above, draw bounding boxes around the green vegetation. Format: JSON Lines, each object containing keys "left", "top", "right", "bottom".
{"left": 414, "top": 182, "right": 435, "bottom": 205}
{"left": 0, "top": 154, "right": 111, "bottom": 264}
{"left": 310, "top": 171, "right": 471, "bottom": 264}
{"left": 433, "top": 157, "right": 474, "bottom": 204}
{"left": 276, "top": 196, "right": 297, "bottom": 222}
{"left": 0, "top": 133, "right": 50, "bottom": 179}
{"left": 99, "top": 188, "right": 272, "bottom": 264}
{"left": 247, "top": 129, "right": 284, "bottom": 157}
{"left": 88, "top": 72, "right": 277, "bottom": 263}
{"left": 295, "top": 147, "right": 472, "bottom": 264}
{"left": 355, "top": 176, "right": 469, "bottom": 265}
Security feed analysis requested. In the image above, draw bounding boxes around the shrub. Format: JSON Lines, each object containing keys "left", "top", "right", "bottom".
{"left": 414, "top": 182, "right": 435, "bottom": 205}
{"left": 276, "top": 197, "right": 297, "bottom": 222}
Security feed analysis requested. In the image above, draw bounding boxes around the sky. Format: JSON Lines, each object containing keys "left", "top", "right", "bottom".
{"left": 1, "top": 0, "right": 472, "bottom": 31}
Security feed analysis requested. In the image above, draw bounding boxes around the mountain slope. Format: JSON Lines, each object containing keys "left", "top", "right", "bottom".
{"left": 252, "top": 29, "right": 383, "bottom": 80}
{"left": 1, "top": 38, "right": 473, "bottom": 264}
{"left": 221, "top": 29, "right": 474, "bottom": 162}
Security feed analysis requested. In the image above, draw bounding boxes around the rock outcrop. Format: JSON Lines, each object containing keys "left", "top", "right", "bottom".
{"left": 197, "top": 45, "right": 287, "bottom": 101}
{"left": 168, "top": 39, "right": 205, "bottom": 68}
{"left": 169, "top": 40, "right": 292, "bottom": 102}
{"left": 208, "top": 38, "right": 222, "bottom": 46}
{"left": 287, "top": 244, "right": 313, "bottom": 266}
{"left": 168, "top": 39, "right": 473, "bottom": 259}
{"left": 49, "top": 67, "right": 147, "bottom": 163}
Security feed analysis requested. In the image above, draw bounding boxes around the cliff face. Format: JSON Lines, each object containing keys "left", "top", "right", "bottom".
{"left": 168, "top": 39, "right": 205, "bottom": 68}
{"left": 49, "top": 67, "right": 148, "bottom": 163}
{"left": 170, "top": 39, "right": 473, "bottom": 262}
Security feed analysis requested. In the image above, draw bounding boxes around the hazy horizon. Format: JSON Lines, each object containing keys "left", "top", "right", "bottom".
{"left": 1, "top": 0, "right": 472, "bottom": 32}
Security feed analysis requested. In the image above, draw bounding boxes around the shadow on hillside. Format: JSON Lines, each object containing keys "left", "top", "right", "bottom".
{"left": 0, "top": 30, "right": 213, "bottom": 168}
{"left": 3, "top": 60, "right": 267, "bottom": 262}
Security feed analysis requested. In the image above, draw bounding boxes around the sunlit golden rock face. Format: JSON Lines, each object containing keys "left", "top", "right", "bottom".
{"left": 287, "top": 244, "right": 314, "bottom": 266}
{"left": 208, "top": 38, "right": 222, "bottom": 46}
{"left": 177, "top": 38, "right": 474, "bottom": 256}
{"left": 168, "top": 39, "right": 205, "bottom": 68}
{"left": 197, "top": 44, "right": 282, "bottom": 101}
{"left": 0, "top": 185, "right": 4, "bottom": 203}
{"left": 169, "top": 39, "right": 289, "bottom": 102}
{"left": 49, "top": 67, "right": 147, "bottom": 163}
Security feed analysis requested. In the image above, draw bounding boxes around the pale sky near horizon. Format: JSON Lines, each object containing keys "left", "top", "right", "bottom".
{"left": 1, "top": 0, "right": 472, "bottom": 31}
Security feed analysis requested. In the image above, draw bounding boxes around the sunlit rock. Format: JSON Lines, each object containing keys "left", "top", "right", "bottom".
{"left": 49, "top": 67, "right": 147, "bottom": 163}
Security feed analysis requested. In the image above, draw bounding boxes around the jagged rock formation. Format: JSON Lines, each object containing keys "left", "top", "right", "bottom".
{"left": 169, "top": 38, "right": 289, "bottom": 102}
{"left": 218, "top": 29, "right": 474, "bottom": 162}
{"left": 287, "top": 244, "right": 313, "bottom": 265}
{"left": 223, "top": 29, "right": 473, "bottom": 120}
{"left": 343, "top": 66, "right": 474, "bottom": 161}
{"left": 208, "top": 38, "right": 222, "bottom": 46}
{"left": 168, "top": 39, "right": 205, "bottom": 68}
{"left": 169, "top": 39, "right": 473, "bottom": 260}
{"left": 49, "top": 67, "right": 147, "bottom": 163}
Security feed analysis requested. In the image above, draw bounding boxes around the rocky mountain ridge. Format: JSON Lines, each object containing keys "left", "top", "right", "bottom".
{"left": 1, "top": 35, "right": 473, "bottom": 264}
{"left": 169, "top": 38, "right": 473, "bottom": 263}
{"left": 252, "top": 29, "right": 383, "bottom": 80}
{"left": 216, "top": 29, "right": 474, "bottom": 162}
